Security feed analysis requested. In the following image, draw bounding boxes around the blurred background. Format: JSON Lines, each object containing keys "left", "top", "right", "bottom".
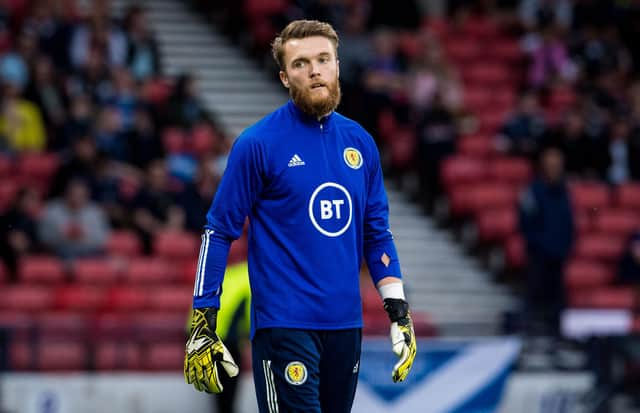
{"left": 1, "top": 0, "right": 640, "bottom": 412}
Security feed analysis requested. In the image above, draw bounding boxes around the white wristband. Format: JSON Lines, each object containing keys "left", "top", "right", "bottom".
{"left": 377, "top": 282, "right": 405, "bottom": 300}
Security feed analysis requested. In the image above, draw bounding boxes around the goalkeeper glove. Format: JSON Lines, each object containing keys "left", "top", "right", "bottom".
{"left": 383, "top": 298, "right": 417, "bottom": 383}
{"left": 184, "top": 307, "right": 239, "bottom": 393}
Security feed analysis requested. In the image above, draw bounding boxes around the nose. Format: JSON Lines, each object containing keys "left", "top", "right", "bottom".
{"left": 309, "top": 61, "right": 321, "bottom": 77}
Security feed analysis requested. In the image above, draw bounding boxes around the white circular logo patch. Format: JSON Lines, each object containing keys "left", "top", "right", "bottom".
{"left": 308, "top": 182, "right": 353, "bottom": 237}
{"left": 285, "top": 361, "right": 308, "bottom": 385}
{"left": 343, "top": 147, "right": 363, "bottom": 169}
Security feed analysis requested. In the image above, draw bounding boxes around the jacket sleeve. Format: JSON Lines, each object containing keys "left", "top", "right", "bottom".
{"left": 192, "top": 134, "right": 266, "bottom": 308}
{"left": 363, "top": 138, "right": 402, "bottom": 285}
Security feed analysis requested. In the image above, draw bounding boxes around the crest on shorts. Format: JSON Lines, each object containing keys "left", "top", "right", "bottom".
{"left": 285, "top": 361, "right": 307, "bottom": 385}
{"left": 343, "top": 147, "right": 363, "bottom": 169}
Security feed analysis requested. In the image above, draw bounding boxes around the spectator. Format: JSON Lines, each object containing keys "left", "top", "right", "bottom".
{"left": 592, "top": 116, "right": 640, "bottom": 184}
{"left": 69, "top": 12, "right": 128, "bottom": 69}
{"left": 414, "top": 91, "right": 458, "bottom": 213}
{"left": 523, "top": 24, "right": 576, "bottom": 89}
{"left": 95, "top": 105, "right": 128, "bottom": 162}
{"left": 0, "top": 81, "right": 47, "bottom": 153}
{"left": 38, "top": 178, "right": 110, "bottom": 260}
{"left": 129, "top": 158, "right": 185, "bottom": 252}
{"left": 177, "top": 162, "right": 220, "bottom": 233}
{"left": 617, "top": 231, "right": 640, "bottom": 286}
{"left": 66, "top": 45, "right": 113, "bottom": 103}
{"left": 166, "top": 73, "right": 209, "bottom": 128}
{"left": 126, "top": 105, "right": 164, "bottom": 169}
{"left": 496, "top": 90, "right": 546, "bottom": 159}
{"left": 518, "top": 146, "right": 575, "bottom": 335}
{"left": 0, "top": 188, "right": 41, "bottom": 281}
{"left": 123, "top": 5, "right": 161, "bottom": 81}
{"left": 24, "top": 55, "right": 67, "bottom": 142}
{"left": 105, "top": 67, "right": 139, "bottom": 132}
{"left": 60, "top": 93, "right": 94, "bottom": 150}
{"left": 546, "top": 109, "right": 595, "bottom": 178}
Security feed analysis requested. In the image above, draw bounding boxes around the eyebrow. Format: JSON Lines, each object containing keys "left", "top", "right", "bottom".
{"left": 291, "top": 51, "right": 333, "bottom": 63}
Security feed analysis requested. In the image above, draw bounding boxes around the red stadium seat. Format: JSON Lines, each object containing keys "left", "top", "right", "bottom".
{"left": 463, "top": 88, "right": 493, "bottom": 113}
{"left": 104, "top": 287, "right": 149, "bottom": 312}
{"left": 488, "top": 157, "right": 532, "bottom": 186}
{"left": 570, "top": 287, "right": 636, "bottom": 309}
{"left": 377, "top": 110, "right": 397, "bottom": 143}
{"left": 504, "top": 235, "right": 526, "bottom": 270}
{"left": 592, "top": 208, "right": 639, "bottom": 237}
{"left": 462, "top": 63, "right": 510, "bottom": 86}
{"left": 468, "top": 182, "right": 519, "bottom": 212}
{"left": 96, "top": 341, "right": 141, "bottom": 370}
{"left": 564, "top": 259, "right": 614, "bottom": 290}
{"left": 55, "top": 285, "right": 106, "bottom": 312}
{"left": 462, "top": 16, "right": 499, "bottom": 39}
{"left": 0, "top": 180, "right": 18, "bottom": 212}
{"left": 135, "top": 312, "right": 186, "bottom": 342}
{"left": 490, "top": 38, "right": 523, "bottom": 63}
{"left": 143, "top": 343, "right": 184, "bottom": 371}
{"left": 189, "top": 123, "right": 221, "bottom": 154}
{"left": 1, "top": 286, "right": 54, "bottom": 312}
{"left": 445, "top": 40, "right": 479, "bottom": 64}
{"left": 441, "top": 156, "right": 487, "bottom": 189}
{"left": 126, "top": 257, "right": 176, "bottom": 284}
{"left": 476, "top": 207, "right": 517, "bottom": 243}
{"left": 147, "top": 286, "right": 193, "bottom": 312}
{"left": 0, "top": 155, "right": 12, "bottom": 177}
{"left": 18, "top": 255, "right": 65, "bottom": 284}
{"left": 477, "top": 109, "right": 508, "bottom": 134}
{"left": 570, "top": 181, "right": 611, "bottom": 212}
{"left": 17, "top": 153, "right": 59, "bottom": 195}
{"left": 94, "top": 313, "right": 134, "bottom": 340}
{"left": 73, "top": 258, "right": 120, "bottom": 284}
{"left": 153, "top": 231, "right": 199, "bottom": 262}
{"left": 457, "top": 134, "right": 496, "bottom": 158}
{"left": 37, "top": 312, "right": 88, "bottom": 341}
{"left": 389, "top": 127, "right": 415, "bottom": 170}
{"left": 0, "top": 262, "right": 7, "bottom": 284}
{"left": 615, "top": 183, "right": 640, "bottom": 210}
{"left": 142, "top": 77, "right": 172, "bottom": 105}
{"left": 575, "top": 233, "right": 626, "bottom": 262}
{"left": 575, "top": 210, "right": 593, "bottom": 236}
{"left": 106, "top": 230, "right": 142, "bottom": 257}
{"left": 37, "top": 341, "right": 87, "bottom": 370}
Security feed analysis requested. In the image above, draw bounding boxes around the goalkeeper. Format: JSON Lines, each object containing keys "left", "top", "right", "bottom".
{"left": 185, "top": 19, "right": 416, "bottom": 412}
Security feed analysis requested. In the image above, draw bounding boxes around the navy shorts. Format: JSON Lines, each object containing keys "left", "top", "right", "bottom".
{"left": 252, "top": 328, "right": 362, "bottom": 413}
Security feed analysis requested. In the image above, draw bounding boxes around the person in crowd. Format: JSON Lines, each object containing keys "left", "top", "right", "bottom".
{"left": 38, "top": 178, "right": 110, "bottom": 260}
{"left": 496, "top": 90, "right": 546, "bottom": 159}
{"left": 519, "top": 146, "right": 575, "bottom": 335}
{"left": 0, "top": 188, "right": 41, "bottom": 281}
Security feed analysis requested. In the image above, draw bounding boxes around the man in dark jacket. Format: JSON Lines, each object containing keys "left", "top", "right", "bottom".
{"left": 519, "top": 146, "right": 575, "bottom": 335}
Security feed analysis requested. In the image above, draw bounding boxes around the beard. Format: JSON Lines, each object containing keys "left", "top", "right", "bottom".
{"left": 290, "top": 77, "right": 341, "bottom": 119}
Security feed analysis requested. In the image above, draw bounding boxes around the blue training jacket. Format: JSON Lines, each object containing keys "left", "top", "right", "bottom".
{"left": 192, "top": 100, "right": 402, "bottom": 338}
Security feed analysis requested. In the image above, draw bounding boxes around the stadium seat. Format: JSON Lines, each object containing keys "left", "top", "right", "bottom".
{"left": 106, "top": 230, "right": 142, "bottom": 257}
{"left": 9, "top": 340, "right": 31, "bottom": 370}
{"left": 95, "top": 341, "right": 141, "bottom": 370}
{"left": 457, "top": 134, "right": 496, "bottom": 158}
{"left": 134, "top": 312, "right": 186, "bottom": 342}
{"left": 504, "top": 235, "right": 526, "bottom": 270}
{"left": 126, "top": 257, "right": 176, "bottom": 284}
{"left": 0, "top": 310, "right": 33, "bottom": 341}
{"left": 0, "top": 155, "right": 11, "bottom": 177}
{"left": 570, "top": 181, "right": 611, "bottom": 212}
{"left": 564, "top": 259, "right": 614, "bottom": 290}
{"left": 153, "top": 231, "right": 199, "bottom": 262}
{"left": 592, "top": 208, "right": 639, "bottom": 237}
{"left": 0, "top": 180, "right": 18, "bottom": 212}
{"left": 18, "top": 255, "right": 65, "bottom": 284}
{"left": 476, "top": 207, "right": 517, "bottom": 243}
{"left": 147, "top": 286, "right": 192, "bottom": 312}
{"left": 2, "top": 286, "right": 54, "bottom": 312}
{"left": 445, "top": 40, "right": 479, "bottom": 64}
{"left": 37, "top": 341, "right": 87, "bottom": 370}
{"left": 0, "top": 262, "right": 6, "bottom": 283}
{"left": 575, "top": 233, "right": 626, "bottom": 262}
{"left": 463, "top": 88, "right": 493, "bottom": 113}
{"left": 488, "top": 157, "right": 532, "bottom": 186}
{"left": 36, "top": 312, "right": 88, "bottom": 341}
{"left": 462, "top": 16, "right": 499, "bottom": 39}
{"left": 441, "top": 156, "right": 487, "bottom": 189}
{"left": 143, "top": 343, "right": 184, "bottom": 371}
{"left": 377, "top": 109, "right": 397, "bottom": 143}
{"left": 73, "top": 258, "right": 120, "bottom": 284}
{"left": 55, "top": 285, "right": 106, "bottom": 312}
{"left": 615, "top": 183, "right": 640, "bottom": 210}
{"left": 16, "top": 153, "right": 59, "bottom": 195}
{"left": 189, "top": 123, "right": 221, "bottom": 154}
{"left": 94, "top": 313, "right": 134, "bottom": 340}
{"left": 142, "top": 77, "right": 172, "bottom": 105}
{"left": 570, "top": 287, "right": 636, "bottom": 309}
{"left": 489, "top": 38, "right": 523, "bottom": 63}
{"left": 389, "top": 127, "right": 415, "bottom": 171}
{"left": 104, "top": 287, "right": 149, "bottom": 312}
{"left": 468, "top": 182, "right": 519, "bottom": 213}
{"left": 462, "top": 63, "right": 510, "bottom": 86}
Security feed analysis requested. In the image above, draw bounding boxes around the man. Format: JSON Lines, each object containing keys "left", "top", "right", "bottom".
{"left": 519, "top": 146, "right": 575, "bottom": 335}
{"left": 184, "top": 20, "right": 416, "bottom": 412}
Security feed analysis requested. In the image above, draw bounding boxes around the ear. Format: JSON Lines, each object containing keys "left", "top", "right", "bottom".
{"left": 336, "top": 59, "right": 340, "bottom": 79}
{"left": 279, "top": 70, "right": 289, "bottom": 89}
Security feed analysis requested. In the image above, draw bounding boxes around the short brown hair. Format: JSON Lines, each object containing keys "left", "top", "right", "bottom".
{"left": 271, "top": 20, "right": 339, "bottom": 70}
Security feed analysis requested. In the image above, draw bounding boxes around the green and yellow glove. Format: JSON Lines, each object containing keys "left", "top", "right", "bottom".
{"left": 383, "top": 298, "right": 417, "bottom": 383}
{"left": 184, "top": 307, "right": 239, "bottom": 393}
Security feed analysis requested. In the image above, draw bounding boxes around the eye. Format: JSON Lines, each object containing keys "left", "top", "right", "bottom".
{"left": 318, "top": 56, "right": 329, "bottom": 64}
{"left": 293, "top": 61, "right": 305, "bottom": 69}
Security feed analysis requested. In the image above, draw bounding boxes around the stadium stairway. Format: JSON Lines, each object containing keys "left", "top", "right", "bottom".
{"left": 116, "top": 0, "right": 518, "bottom": 336}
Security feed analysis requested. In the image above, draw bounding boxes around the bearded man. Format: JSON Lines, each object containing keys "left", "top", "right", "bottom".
{"left": 183, "top": 19, "right": 416, "bottom": 413}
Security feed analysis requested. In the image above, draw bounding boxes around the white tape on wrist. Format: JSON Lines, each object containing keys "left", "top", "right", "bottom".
{"left": 378, "top": 282, "right": 405, "bottom": 300}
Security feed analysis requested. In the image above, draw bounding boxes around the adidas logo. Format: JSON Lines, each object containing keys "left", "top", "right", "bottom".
{"left": 288, "top": 154, "right": 306, "bottom": 167}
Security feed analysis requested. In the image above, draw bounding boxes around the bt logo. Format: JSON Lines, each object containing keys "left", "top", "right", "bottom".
{"left": 308, "top": 182, "right": 352, "bottom": 237}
